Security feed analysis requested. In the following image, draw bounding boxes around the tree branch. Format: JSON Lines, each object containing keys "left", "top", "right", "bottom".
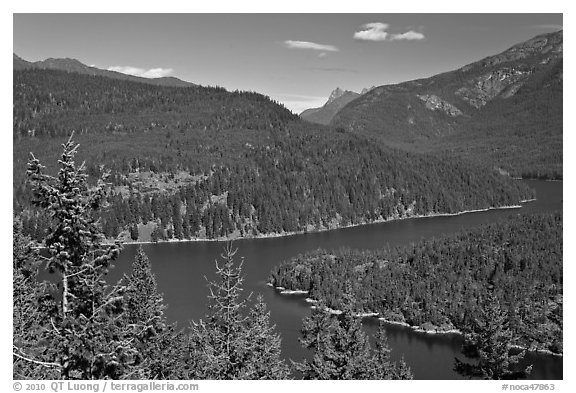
{"left": 13, "top": 346, "right": 61, "bottom": 369}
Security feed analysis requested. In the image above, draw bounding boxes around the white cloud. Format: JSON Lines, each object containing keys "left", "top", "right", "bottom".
{"left": 107, "top": 65, "right": 174, "bottom": 78}
{"left": 284, "top": 40, "right": 339, "bottom": 52}
{"left": 390, "top": 30, "right": 426, "bottom": 41}
{"left": 354, "top": 23, "right": 425, "bottom": 42}
{"left": 353, "top": 22, "right": 390, "bottom": 41}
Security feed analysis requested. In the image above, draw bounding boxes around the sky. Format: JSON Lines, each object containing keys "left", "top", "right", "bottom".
{"left": 13, "top": 13, "right": 563, "bottom": 114}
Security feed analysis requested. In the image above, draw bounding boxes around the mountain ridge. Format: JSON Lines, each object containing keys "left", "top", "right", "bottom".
{"left": 331, "top": 30, "right": 562, "bottom": 178}
{"left": 13, "top": 53, "right": 195, "bottom": 88}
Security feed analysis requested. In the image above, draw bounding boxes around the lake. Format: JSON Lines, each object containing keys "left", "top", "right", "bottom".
{"left": 105, "top": 179, "right": 563, "bottom": 379}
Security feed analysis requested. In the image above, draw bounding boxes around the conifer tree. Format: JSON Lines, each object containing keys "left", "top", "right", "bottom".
{"left": 243, "top": 295, "right": 290, "bottom": 379}
{"left": 123, "top": 246, "right": 183, "bottom": 379}
{"left": 189, "top": 244, "right": 249, "bottom": 378}
{"left": 295, "top": 301, "right": 340, "bottom": 379}
{"left": 455, "top": 291, "right": 532, "bottom": 379}
{"left": 189, "top": 243, "right": 290, "bottom": 379}
{"left": 371, "top": 324, "right": 413, "bottom": 379}
{"left": 25, "top": 133, "right": 136, "bottom": 379}
{"left": 129, "top": 223, "right": 139, "bottom": 241}
{"left": 296, "top": 297, "right": 374, "bottom": 379}
{"left": 295, "top": 289, "right": 413, "bottom": 379}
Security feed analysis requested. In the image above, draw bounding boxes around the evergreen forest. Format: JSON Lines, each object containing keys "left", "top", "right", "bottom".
{"left": 270, "top": 212, "right": 563, "bottom": 355}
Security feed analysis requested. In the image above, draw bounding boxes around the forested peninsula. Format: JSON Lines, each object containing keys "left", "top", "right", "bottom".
{"left": 269, "top": 213, "right": 563, "bottom": 355}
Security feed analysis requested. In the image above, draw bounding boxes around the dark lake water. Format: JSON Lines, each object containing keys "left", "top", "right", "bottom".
{"left": 95, "top": 180, "right": 564, "bottom": 379}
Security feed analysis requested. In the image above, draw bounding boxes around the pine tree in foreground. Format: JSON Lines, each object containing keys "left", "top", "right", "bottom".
{"left": 295, "top": 289, "right": 413, "bottom": 380}
{"left": 455, "top": 291, "right": 532, "bottom": 380}
{"left": 372, "top": 324, "right": 413, "bottom": 379}
{"left": 188, "top": 243, "right": 290, "bottom": 379}
{"left": 243, "top": 295, "right": 291, "bottom": 379}
{"left": 123, "top": 246, "right": 184, "bottom": 379}
{"left": 23, "top": 133, "right": 135, "bottom": 379}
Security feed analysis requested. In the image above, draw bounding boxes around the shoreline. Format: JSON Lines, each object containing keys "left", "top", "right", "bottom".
{"left": 270, "top": 285, "right": 562, "bottom": 357}
{"left": 513, "top": 177, "right": 562, "bottom": 182}
{"left": 112, "top": 202, "right": 529, "bottom": 246}
{"left": 280, "top": 289, "right": 309, "bottom": 295}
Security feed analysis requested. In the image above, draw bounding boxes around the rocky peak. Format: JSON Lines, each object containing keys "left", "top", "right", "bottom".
{"left": 327, "top": 87, "right": 346, "bottom": 105}
{"left": 361, "top": 86, "right": 376, "bottom": 95}
{"left": 326, "top": 86, "right": 375, "bottom": 106}
{"left": 453, "top": 30, "right": 562, "bottom": 108}
{"left": 460, "top": 30, "right": 562, "bottom": 72}
{"left": 508, "top": 30, "right": 562, "bottom": 56}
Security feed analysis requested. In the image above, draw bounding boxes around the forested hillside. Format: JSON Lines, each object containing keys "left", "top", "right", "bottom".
{"left": 269, "top": 212, "right": 563, "bottom": 354}
{"left": 14, "top": 68, "right": 532, "bottom": 242}
{"left": 13, "top": 68, "right": 296, "bottom": 140}
{"left": 331, "top": 31, "right": 563, "bottom": 179}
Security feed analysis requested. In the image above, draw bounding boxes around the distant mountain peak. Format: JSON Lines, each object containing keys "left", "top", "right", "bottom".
{"left": 327, "top": 87, "right": 347, "bottom": 105}
{"left": 326, "top": 86, "right": 375, "bottom": 105}
{"left": 301, "top": 85, "right": 376, "bottom": 125}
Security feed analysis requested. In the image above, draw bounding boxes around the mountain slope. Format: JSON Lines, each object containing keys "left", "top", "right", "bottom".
{"left": 332, "top": 31, "right": 563, "bottom": 179}
{"left": 13, "top": 54, "right": 194, "bottom": 87}
{"left": 13, "top": 54, "right": 33, "bottom": 70}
